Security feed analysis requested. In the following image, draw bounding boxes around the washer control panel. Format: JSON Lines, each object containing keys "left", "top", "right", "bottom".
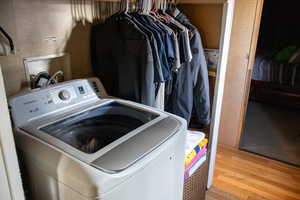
{"left": 9, "top": 79, "right": 105, "bottom": 127}
{"left": 50, "top": 86, "right": 77, "bottom": 104}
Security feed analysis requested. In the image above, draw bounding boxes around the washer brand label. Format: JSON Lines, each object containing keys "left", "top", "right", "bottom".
{"left": 24, "top": 100, "right": 38, "bottom": 105}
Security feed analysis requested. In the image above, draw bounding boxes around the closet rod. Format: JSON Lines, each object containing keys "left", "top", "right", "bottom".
{"left": 95, "top": 0, "right": 134, "bottom": 2}
{"left": 177, "top": 0, "right": 227, "bottom": 4}
{"left": 95, "top": 0, "right": 227, "bottom": 4}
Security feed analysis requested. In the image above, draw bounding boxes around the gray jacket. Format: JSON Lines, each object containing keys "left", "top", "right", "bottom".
{"left": 166, "top": 10, "right": 211, "bottom": 125}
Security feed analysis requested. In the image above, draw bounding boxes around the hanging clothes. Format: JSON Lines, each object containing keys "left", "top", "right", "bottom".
{"left": 133, "top": 14, "right": 172, "bottom": 81}
{"left": 91, "top": 5, "right": 211, "bottom": 126}
{"left": 91, "top": 14, "right": 156, "bottom": 107}
{"left": 165, "top": 7, "right": 211, "bottom": 126}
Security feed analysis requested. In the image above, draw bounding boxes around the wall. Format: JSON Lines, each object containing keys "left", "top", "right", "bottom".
{"left": 178, "top": 4, "right": 223, "bottom": 49}
{"left": 0, "top": 0, "right": 95, "bottom": 96}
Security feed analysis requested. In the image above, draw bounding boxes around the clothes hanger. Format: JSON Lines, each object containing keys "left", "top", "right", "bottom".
{"left": 124, "top": 0, "right": 129, "bottom": 14}
{"left": 75, "top": 0, "right": 81, "bottom": 22}
{"left": 91, "top": 0, "right": 95, "bottom": 23}
{"left": 150, "top": 4, "right": 160, "bottom": 19}
{"left": 140, "top": 0, "right": 146, "bottom": 14}
{"left": 149, "top": 0, "right": 169, "bottom": 22}
{"left": 107, "top": 0, "right": 127, "bottom": 21}
{"left": 144, "top": 0, "right": 150, "bottom": 14}
{"left": 80, "top": 0, "right": 86, "bottom": 25}
{"left": 143, "top": 0, "right": 159, "bottom": 20}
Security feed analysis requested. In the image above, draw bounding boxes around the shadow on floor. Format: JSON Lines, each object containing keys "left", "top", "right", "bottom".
{"left": 240, "top": 101, "right": 300, "bottom": 167}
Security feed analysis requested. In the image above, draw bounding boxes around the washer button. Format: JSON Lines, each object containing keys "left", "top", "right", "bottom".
{"left": 58, "top": 90, "right": 71, "bottom": 101}
{"left": 78, "top": 86, "right": 85, "bottom": 94}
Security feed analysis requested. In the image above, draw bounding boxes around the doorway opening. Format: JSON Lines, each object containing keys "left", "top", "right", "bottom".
{"left": 239, "top": 0, "right": 300, "bottom": 167}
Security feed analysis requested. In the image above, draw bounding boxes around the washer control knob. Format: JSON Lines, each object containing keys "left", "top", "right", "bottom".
{"left": 58, "top": 90, "right": 71, "bottom": 101}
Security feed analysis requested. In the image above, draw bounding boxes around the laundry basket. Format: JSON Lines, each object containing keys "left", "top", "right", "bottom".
{"left": 183, "top": 159, "right": 208, "bottom": 200}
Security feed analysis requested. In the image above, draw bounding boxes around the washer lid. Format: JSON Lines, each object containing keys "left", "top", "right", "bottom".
{"left": 40, "top": 102, "right": 159, "bottom": 154}
{"left": 91, "top": 116, "right": 181, "bottom": 173}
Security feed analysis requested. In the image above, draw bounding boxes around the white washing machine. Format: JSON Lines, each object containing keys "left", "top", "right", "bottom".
{"left": 9, "top": 78, "right": 187, "bottom": 200}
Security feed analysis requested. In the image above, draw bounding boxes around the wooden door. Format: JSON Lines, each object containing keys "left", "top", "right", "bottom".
{"left": 218, "top": 0, "right": 264, "bottom": 147}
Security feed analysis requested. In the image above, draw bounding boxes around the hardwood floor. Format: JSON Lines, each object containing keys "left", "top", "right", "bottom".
{"left": 212, "top": 145, "right": 300, "bottom": 200}
{"left": 206, "top": 186, "right": 239, "bottom": 200}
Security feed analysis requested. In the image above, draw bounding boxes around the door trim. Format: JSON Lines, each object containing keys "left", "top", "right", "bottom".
{"left": 207, "top": 0, "right": 235, "bottom": 188}
{"left": 235, "top": 0, "right": 264, "bottom": 148}
{"left": 0, "top": 144, "right": 12, "bottom": 200}
{"left": 0, "top": 65, "right": 25, "bottom": 200}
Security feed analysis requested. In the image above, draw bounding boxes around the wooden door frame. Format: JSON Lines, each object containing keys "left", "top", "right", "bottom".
{"left": 0, "top": 65, "right": 25, "bottom": 200}
{"left": 207, "top": 0, "right": 235, "bottom": 188}
{"left": 234, "top": 0, "right": 264, "bottom": 147}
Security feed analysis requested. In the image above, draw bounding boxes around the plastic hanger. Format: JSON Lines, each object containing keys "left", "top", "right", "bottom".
{"left": 124, "top": 0, "right": 129, "bottom": 14}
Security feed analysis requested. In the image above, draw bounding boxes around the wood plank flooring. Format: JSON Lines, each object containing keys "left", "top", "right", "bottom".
{"left": 206, "top": 186, "right": 240, "bottom": 200}
{"left": 212, "top": 145, "right": 300, "bottom": 200}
